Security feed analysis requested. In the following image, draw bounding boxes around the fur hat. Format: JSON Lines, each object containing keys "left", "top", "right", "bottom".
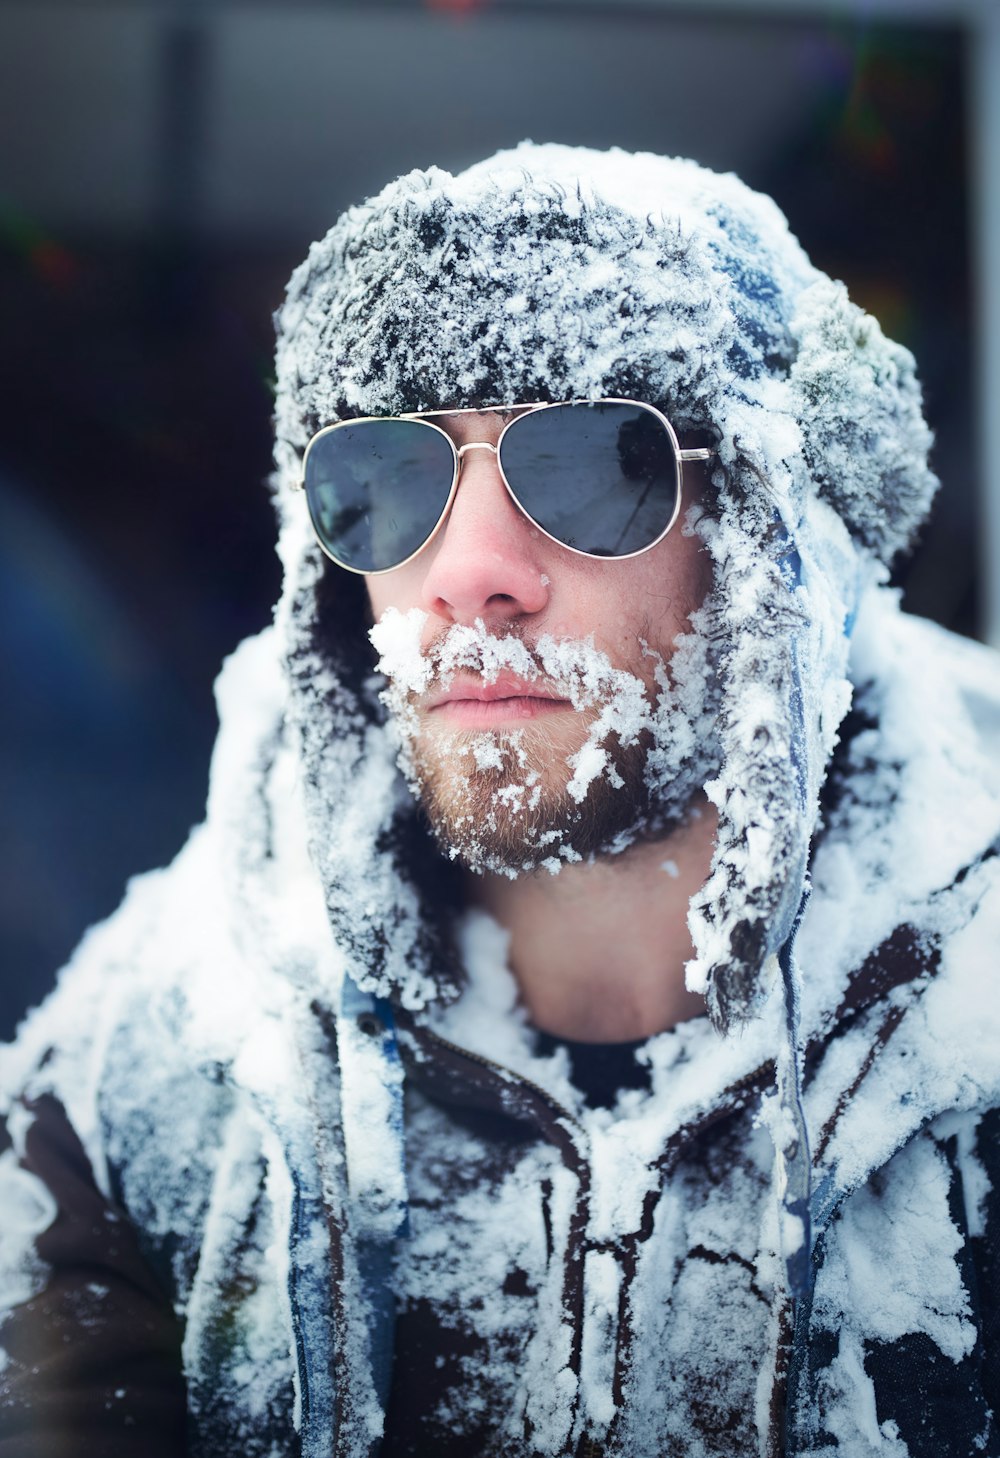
{"left": 271, "top": 142, "right": 938, "bottom": 1032}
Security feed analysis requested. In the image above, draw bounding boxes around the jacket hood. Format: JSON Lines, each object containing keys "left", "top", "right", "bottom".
{"left": 269, "top": 142, "right": 938, "bottom": 1033}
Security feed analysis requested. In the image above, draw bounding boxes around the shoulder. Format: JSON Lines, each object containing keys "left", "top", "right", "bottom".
{"left": 0, "top": 851, "right": 316, "bottom": 1453}
{"left": 799, "top": 599, "right": 1000, "bottom": 1218}
{"left": 848, "top": 599, "right": 1000, "bottom": 806}
{"left": 0, "top": 1092, "right": 189, "bottom": 1455}
{"left": 799, "top": 1110, "right": 1000, "bottom": 1457}
{"left": 805, "top": 600, "right": 1000, "bottom": 1015}
{"left": 0, "top": 814, "right": 301, "bottom": 1309}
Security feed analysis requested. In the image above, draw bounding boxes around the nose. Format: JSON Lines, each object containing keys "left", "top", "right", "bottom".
{"left": 419, "top": 443, "right": 550, "bottom": 625}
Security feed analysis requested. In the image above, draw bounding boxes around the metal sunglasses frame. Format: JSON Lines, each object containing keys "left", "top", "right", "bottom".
{"left": 296, "top": 397, "right": 716, "bottom": 576}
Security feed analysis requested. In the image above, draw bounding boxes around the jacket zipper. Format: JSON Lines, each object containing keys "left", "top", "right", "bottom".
{"left": 414, "top": 1022, "right": 773, "bottom": 1152}
{"left": 409, "top": 1019, "right": 773, "bottom": 1458}
{"left": 415, "top": 1024, "right": 583, "bottom": 1129}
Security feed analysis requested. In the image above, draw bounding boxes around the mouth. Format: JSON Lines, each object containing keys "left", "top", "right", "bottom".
{"left": 425, "top": 673, "right": 573, "bottom": 728}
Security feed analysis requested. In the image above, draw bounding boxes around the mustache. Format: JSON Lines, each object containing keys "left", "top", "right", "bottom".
{"left": 368, "top": 608, "right": 664, "bottom": 720}
{"left": 370, "top": 611, "right": 551, "bottom": 699}
{"left": 421, "top": 620, "right": 548, "bottom": 695}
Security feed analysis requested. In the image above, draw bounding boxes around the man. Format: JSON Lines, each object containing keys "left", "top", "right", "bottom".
{"left": 1, "top": 143, "right": 999, "bottom": 1457}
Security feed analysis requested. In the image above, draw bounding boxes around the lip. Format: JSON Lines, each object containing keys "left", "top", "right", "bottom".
{"left": 426, "top": 673, "right": 571, "bottom": 726}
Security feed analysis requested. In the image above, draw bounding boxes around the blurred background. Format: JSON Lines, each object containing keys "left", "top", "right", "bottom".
{"left": 2, "top": 0, "right": 997, "bottom": 1037}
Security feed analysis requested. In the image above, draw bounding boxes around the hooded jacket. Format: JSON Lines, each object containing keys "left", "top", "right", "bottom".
{"left": 1, "top": 144, "right": 999, "bottom": 1458}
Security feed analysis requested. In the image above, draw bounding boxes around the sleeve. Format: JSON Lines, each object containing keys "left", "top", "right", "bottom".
{"left": 969, "top": 1105, "right": 1000, "bottom": 1425}
{"left": 0, "top": 1093, "right": 188, "bottom": 1457}
{"left": 858, "top": 1111, "right": 1000, "bottom": 1458}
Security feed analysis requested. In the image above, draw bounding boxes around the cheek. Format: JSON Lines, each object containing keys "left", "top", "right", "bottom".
{"left": 365, "top": 578, "right": 387, "bottom": 621}
{"left": 618, "top": 536, "right": 713, "bottom": 647}
{"left": 365, "top": 569, "right": 419, "bottom": 623}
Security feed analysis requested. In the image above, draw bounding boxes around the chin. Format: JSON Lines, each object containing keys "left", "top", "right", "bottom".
{"left": 412, "top": 732, "right": 697, "bottom": 878}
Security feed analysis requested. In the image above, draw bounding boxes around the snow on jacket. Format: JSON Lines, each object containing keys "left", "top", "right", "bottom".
{"left": 2, "top": 145, "right": 1000, "bottom": 1457}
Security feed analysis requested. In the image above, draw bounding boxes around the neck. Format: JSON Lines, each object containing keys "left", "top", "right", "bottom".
{"left": 468, "top": 796, "right": 717, "bottom": 1042}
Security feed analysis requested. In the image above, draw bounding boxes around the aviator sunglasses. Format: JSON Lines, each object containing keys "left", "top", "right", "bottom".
{"left": 296, "top": 398, "right": 716, "bottom": 575}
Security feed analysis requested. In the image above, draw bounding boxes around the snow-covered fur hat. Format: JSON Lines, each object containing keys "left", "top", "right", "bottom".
{"left": 271, "top": 142, "right": 937, "bottom": 1034}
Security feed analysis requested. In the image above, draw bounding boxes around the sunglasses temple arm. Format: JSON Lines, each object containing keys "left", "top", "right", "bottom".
{"left": 612, "top": 448, "right": 711, "bottom": 554}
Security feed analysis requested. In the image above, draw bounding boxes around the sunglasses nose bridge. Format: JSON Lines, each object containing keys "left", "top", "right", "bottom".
{"left": 450, "top": 438, "right": 530, "bottom": 533}
{"left": 455, "top": 441, "right": 499, "bottom": 465}
{"left": 453, "top": 438, "right": 525, "bottom": 513}
{"left": 419, "top": 434, "right": 550, "bottom": 623}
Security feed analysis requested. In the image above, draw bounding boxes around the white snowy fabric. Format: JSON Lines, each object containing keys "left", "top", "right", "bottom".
{"left": 1, "top": 605, "right": 998, "bottom": 1456}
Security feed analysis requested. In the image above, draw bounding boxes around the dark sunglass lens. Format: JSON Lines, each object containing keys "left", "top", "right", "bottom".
{"left": 304, "top": 420, "right": 455, "bottom": 572}
{"left": 499, "top": 402, "right": 679, "bottom": 556}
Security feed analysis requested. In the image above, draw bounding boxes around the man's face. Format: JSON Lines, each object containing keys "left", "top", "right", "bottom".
{"left": 365, "top": 408, "right": 717, "bottom": 876}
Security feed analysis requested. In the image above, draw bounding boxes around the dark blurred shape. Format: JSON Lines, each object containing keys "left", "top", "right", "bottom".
{"left": 149, "top": 13, "right": 212, "bottom": 331}
{"left": 758, "top": 21, "right": 974, "bottom": 633}
{"left": 0, "top": 235, "right": 281, "bottom": 1037}
{"left": 0, "top": 475, "right": 204, "bottom": 1035}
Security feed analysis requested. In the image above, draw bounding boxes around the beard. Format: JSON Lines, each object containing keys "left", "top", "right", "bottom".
{"left": 410, "top": 714, "right": 655, "bottom": 873}
{"left": 368, "top": 610, "right": 720, "bottom": 878}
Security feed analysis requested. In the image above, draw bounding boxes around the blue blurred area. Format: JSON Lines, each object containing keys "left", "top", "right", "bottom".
{"left": 0, "top": 475, "right": 215, "bottom": 1035}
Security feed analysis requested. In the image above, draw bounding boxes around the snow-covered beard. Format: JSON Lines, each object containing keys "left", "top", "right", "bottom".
{"left": 368, "top": 609, "right": 721, "bottom": 878}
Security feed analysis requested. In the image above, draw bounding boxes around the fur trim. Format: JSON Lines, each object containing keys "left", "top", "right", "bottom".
{"left": 270, "top": 143, "right": 938, "bottom": 1029}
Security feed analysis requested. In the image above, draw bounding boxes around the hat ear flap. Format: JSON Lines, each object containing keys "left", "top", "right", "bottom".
{"left": 787, "top": 277, "right": 938, "bottom": 564}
